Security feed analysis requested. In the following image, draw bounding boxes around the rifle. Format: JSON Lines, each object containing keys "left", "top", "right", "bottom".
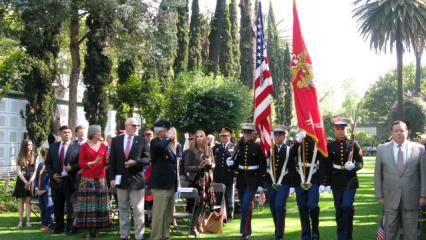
{"left": 348, "top": 103, "right": 360, "bottom": 162}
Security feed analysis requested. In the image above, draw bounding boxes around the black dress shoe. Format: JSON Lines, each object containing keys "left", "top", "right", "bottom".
{"left": 53, "top": 229, "right": 64, "bottom": 234}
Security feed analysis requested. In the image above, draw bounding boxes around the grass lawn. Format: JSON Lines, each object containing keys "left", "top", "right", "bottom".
{"left": 0, "top": 157, "right": 381, "bottom": 239}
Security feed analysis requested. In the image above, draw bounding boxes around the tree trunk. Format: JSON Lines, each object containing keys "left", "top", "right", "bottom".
{"left": 68, "top": 0, "right": 80, "bottom": 131}
{"left": 415, "top": 47, "right": 423, "bottom": 95}
{"left": 396, "top": 32, "right": 405, "bottom": 120}
{"left": 239, "top": 0, "right": 256, "bottom": 87}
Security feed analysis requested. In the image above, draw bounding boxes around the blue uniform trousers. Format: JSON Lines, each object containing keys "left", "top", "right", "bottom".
{"left": 238, "top": 188, "right": 256, "bottom": 237}
{"left": 332, "top": 188, "right": 356, "bottom": 240}
{"left": 267, "top": 184, "right": 290, "bottom": 239}
{"left": 295, "top": 184, "right": 320, "bottom": 240}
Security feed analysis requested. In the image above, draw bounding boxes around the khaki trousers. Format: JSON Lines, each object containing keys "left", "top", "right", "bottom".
{"left": 117, "top": 188, "right": 145, "bottom": 240}
{"left": 384, "top": 206, "right": 418, "bottom": 240}
{"left": 149, "top": 188, "right": 175, "bottom": 240}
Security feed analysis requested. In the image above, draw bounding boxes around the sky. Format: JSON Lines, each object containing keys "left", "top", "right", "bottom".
{"left": 198, "top": 0, "right": 425, "bottom": 111}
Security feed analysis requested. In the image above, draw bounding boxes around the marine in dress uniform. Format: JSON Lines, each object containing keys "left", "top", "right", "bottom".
{"left": 265, "top": 125, "right": 297, "bottom": 240}
{"left": 226, "top": 123, "right": 266, "bottom": 240}
{"left": 293, "top": 133, "right": 327, "bottom": 240}
{"left": 326, "top": 117, "right": 363, "bottom": 240}
{"left": 213, "top": 127, "right": 235, "bottom": 223}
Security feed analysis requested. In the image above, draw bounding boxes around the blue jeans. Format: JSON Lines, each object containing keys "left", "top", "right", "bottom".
{"left": 39, "top": 192, "right": 54, "bottom": 227}
{"left": 238, "top": 188, "right": 256, "bottom": 236}
{"left": 332, "top": 188, "right": 356, "bottom": 240}
{"left": 267, "top": 184, "right": 290, "bottom": 239}
{"left": 295, "top": 184, "right": 320, "bottom": 240}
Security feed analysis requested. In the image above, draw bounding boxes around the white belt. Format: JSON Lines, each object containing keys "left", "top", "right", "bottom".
{"left": 300, "top": 163, "right": 318, "bottom": 168}
{"left": 333, "top": 163, "right": 345, "bottom": 170}
{"left": 239, "top": 165, "right": 259, "bottom": 170}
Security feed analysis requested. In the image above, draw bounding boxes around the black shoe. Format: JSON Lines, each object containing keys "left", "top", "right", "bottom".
{"left": 226, "top": 218, "right": 232, "bottom": 223}
{"left": 53, "top": 229, "right": 63, "bottom": 234}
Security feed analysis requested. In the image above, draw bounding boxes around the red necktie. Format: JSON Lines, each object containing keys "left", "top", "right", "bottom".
{"left": 59, "top": 142, "right": 66, "bottom": 172}
{"left": 124, "top": 136, "right": 132, "bottom": 160}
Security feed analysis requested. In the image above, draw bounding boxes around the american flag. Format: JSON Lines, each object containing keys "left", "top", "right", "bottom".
{"left": 254, "top": 1, "right": 273, "bottom": 157}
{"left": 376, "top": 214, "right": 385, "bottom": 240}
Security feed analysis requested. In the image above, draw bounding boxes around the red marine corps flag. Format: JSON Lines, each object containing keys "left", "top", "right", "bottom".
{"left": 254, "top": 1, "right": 273, "bottom": 157}
{"left": 292, "top": 0, "right": 328, "bottom": 157}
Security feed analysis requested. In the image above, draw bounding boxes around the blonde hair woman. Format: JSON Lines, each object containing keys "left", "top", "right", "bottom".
{"left": 184, "top": 130, "right": 215, "bottom": 236}
{"left": 13, "top": 139, "right": 36, "bottom": 228}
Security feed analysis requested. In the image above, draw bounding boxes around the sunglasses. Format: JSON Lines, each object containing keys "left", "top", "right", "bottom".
{"left": 129, "top": 124, "right": 140, "bottom": 128}
{"left": 335, "top": 126, "right": 345, "bottom": 130}
{"left": 144, "top": 133, "right": 153, "bottom": 136}
{"left": 188, "top": 138, "right": 194, "bottom": 140}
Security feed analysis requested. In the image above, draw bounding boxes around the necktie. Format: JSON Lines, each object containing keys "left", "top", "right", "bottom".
{"left": 124, "top": 136, "right": 133, "bottom": 160}
{"left": 59, "top": 142, "right": 66, "bottom": 173}
{"left": 397, "top": 144, "right": 404, "bottom": 174}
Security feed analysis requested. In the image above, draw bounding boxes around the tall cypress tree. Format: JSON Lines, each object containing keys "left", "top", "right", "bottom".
{"left": 188, "top": 0, "right": 202, "bottom": 71}
{"left": 115, "top": 58, "right": 135, "bottom": 130}
{"left": 156, "top": 0, "right": 177, "bottom": 90}
{"left": 173, "top": 0, "right": 189, "bottom": 74}
{"left": 267, "top": 3, "right": 285, "bottom": 123}
{"left": 17, "top": 0, "right": 66, "bottom": 148}
{"left": 207, "top": 0, "right": 226, "bottom": 77}
{"left": 283, "top": 43, "right": 293, "bottom": 126}
{"left": 239, "top": 0, "right": 256, "bottom": 87}
{"left": 82, "top": 1, "right": 115, "bottom": 129}
{"left": 219, "top": 3, "right": 234, "bottom": 77}
{"left": 229, "top": 0, "right": 240, "bottom": 78}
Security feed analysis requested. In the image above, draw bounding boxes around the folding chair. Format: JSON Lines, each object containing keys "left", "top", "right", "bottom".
{"left": 173, "top": 187, "right": 198, "bottom": 238}
{"left": 211, "top": 183, "right": 226, "bottom": 213}
{"left": 30, "top": 198, "right": 40, "bottom": 218}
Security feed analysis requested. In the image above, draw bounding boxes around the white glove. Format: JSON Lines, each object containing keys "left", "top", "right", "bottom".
{"left": 295, "top": 131, "right": 307, "bottom": 143}
{"left": 226, "top": 157, "right": 234, "bottom": 167}
{"left": 289, "top": 187, "right": 295, "bottom": 195}
{"left": 344, "top": 161, "right": 355, "bottom": 171}
{"left": 319, "top": 185, "right": 326, "bottom": 193}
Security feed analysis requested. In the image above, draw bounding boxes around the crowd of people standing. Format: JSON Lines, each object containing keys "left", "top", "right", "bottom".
{"left": 11, "top": 116, "right": 426, "bottom": 240}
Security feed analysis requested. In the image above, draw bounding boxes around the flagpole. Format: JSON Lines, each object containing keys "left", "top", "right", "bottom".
{"left": 269, "top": 114, "right": 276, "bottom": 181}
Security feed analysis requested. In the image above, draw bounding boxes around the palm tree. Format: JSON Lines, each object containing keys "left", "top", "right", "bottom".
{"left": 353, "top": 0, "right": 426, "bottom": 120}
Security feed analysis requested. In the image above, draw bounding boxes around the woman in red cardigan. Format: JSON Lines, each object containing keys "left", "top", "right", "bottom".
{"left": 76, "top": 124, "right": 112, "bottom": 238}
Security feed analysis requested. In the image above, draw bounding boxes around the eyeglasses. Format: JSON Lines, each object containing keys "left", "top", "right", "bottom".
{"left": 129, "top": 124, "right": 140, "bottom": 128}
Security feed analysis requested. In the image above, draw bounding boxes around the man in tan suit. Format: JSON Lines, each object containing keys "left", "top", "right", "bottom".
{"left": 375, "top": 121, "right": 426, "bottom": 239}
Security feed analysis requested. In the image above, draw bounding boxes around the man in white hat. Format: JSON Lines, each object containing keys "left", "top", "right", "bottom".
{"left": 226, "top": 123, "right": 266, "bottom": 240}
{"left": 327, "top": 116, "right": 363, "bottom": 240}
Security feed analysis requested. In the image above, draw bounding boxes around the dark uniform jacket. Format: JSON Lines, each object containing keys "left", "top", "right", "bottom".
{"left": 265, "top": 143, "right": 298, "bottom": 186}
{"left": 109, "top": 134, "right": 151, "bottom": 190}
{"left": 326, "top": 138, "right": 363, "bottom": 190}
{"left": 149, "top": 137, "right": 178, "bottom": 191}
{"left": 213, "top": 142, "right": 235, "bottom": 185}
{"left": 231, "top": 139, "right": 266, "bottom": 192}
{"left": 292, "top": 137, "right": 327, "bottom": 186}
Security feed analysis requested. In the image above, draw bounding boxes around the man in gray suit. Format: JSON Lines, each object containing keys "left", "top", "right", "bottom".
{"left": 374, "top": 120, "right": 426, "bottom": 239}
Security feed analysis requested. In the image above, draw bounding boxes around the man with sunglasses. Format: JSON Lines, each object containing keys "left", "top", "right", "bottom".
{"left": 109, "top": 117, "right": 151, "bottom": 240}
{"left": 213, "top": 127, "right": 235, "bottom": 223}
{"left": 326, "top": 117, "right": 363, "bottom": 240}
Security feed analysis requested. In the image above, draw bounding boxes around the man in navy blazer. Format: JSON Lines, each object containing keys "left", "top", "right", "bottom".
{"left": 45, "top": 125, "right": 80, "bottom": 234}
{"left": 109, "top": 117, "right": 150, "bottom": 240}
